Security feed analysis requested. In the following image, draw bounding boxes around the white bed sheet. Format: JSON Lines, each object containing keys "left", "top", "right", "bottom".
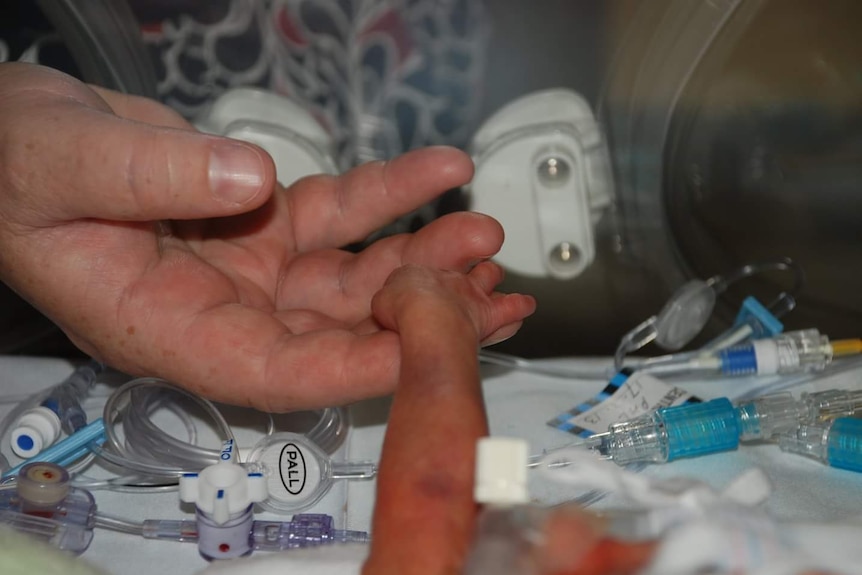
{"left": 1, "top": 356, "right": 861, "bottom": 575}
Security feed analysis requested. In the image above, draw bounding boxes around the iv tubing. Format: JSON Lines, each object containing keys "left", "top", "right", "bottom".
{"left": 98, "top": 377, "right": 236, "bottom": 477}
{"left": 97, "top": 377, "right": 349, "bottom": 479}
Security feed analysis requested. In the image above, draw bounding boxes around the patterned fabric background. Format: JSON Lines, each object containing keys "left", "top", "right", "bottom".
{"left": 143, "top": 0, "right": 489, "bottom": 170}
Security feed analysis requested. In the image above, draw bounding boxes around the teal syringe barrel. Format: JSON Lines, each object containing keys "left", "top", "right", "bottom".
{"left": 602, "top": 399, "right": 740, "bottom": 465}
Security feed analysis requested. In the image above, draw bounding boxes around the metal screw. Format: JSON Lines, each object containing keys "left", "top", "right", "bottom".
{"left": 548, "top": 242, "right": 582, "bottom": 272}
{"left": 537, "top": 156, "right": 571, "bottom": 187}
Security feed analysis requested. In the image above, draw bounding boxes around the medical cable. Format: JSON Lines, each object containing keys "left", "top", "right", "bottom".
{"left": 633, "top": 329, "right": 862, "bottom": 379}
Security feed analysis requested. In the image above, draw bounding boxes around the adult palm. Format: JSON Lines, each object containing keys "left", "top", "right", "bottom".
{"left": 0, "top": 63, "right": 513, "bottom": 412}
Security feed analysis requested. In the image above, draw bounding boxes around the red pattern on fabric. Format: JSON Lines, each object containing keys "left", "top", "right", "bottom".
{"left": 360, "top": 9, "right": 413, "bottom": 67}
{"left": 277, "top": 6, "right": 308, "bottom": 47}
{"left": 140, "top": 22, "right": 164, "bottom": 35}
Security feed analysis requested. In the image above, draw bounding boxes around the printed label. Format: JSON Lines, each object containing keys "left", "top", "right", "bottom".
{"left": 279, "top": 443, "right": 307, "bottom": 495}
{"left": 549, "top": 370, "right": 697, "bottom": 437}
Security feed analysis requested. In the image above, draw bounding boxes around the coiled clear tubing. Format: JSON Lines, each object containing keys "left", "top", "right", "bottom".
{"left": 97, "top": 377, "right": 348, "bottom": 480}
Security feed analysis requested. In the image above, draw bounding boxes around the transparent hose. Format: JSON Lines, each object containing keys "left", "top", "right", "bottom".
{"left": 731, "top": 356, "right": 862, "bottom": 402}
{"left": 97, "top": 377, "right": 349, "bottom": 481}
{"left": 479, "top": 350, "right": 614, "bottom": 380}
{"left": 97, "top": 377, "right": 236, "bottom": 478}
{"left": 95, "top": 512, "right": 144, "bottom": 536}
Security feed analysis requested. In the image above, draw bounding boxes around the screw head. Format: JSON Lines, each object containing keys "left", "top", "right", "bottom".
{"left": 537, "top": 156, "right": 571, "bottom": 187}
{"left": 548, "top": 242, "right": 582, "bottom": 273}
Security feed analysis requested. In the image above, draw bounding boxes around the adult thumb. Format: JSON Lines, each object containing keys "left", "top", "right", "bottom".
{"left": 16, "top": 98, "right": 276, "bottom": 222}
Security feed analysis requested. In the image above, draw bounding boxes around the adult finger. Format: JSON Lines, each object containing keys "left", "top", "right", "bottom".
{"left": 90, "top": 85, "right": 194, "bottom": 130}
{"left": 468, "top": 261, "right": 505, "bottom": 294}
{"left": 286, "top": 146, "right": 475, "bottom": 251}
{"left": 2, "top": 85, "right": 276, "bottom": 224}
{"left": 275, "top": 213, "right": 505, "bottom": 321}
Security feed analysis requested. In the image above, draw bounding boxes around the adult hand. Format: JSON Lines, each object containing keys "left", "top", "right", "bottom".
{"left": 0, "top": 63, "right": 511, "bottom": 411}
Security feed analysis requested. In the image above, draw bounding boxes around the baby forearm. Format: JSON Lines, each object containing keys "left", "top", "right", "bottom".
{"left": 364, "top": 307, "right": 487, "bottom": 575}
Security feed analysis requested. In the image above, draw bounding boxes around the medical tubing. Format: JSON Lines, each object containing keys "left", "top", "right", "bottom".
{"left": 94, "top": 512, "right": 144, "bottom": 536}
{"left": 99, "top": 378, "right": 235, "bottom": 477}
{"left": 48, "top": 360, "right": 104, "bottom": 434}
{"left": 479, "top": 350, "right": 614, "bottom": 380}
{"left": 304, "top": 407, "right": 349, "bottom": 454}
{"left": 121, "top": 387, "right": 221, "bottom": 464}
{"left": 35, "top": 0, "right": 159, "bottom": 97}
{"left": 98, "top": 513, "right": 371, "bottom": 549}
{"left": 709, "top": 258, "right": 805, "bottom": 301}
{"left": 731, "top": 355, "right": 862, "bottom": 402}
{"left": 98, "top": 377, "right": 349, "bottom": 479}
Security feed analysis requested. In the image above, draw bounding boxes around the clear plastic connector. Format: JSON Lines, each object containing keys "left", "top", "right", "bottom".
{"left": 777, "top": 418, "right": 862, "bottom": 473}
{"left": 799, "top": 389, "right": 862, "bottom": 423}
{"left": 246, "top": 433, "right": 376, "bottom": 513}
{"left": 0, "top": 462, "right": 96, "bottom": 554}
{"left": 735, "top": 393, "right": 806, "bottom": 441}
{"left": 588, "top": 398, "right": 740, "bottom": 465}
{"left": 141, "top": 514, "right": 369, "bottom": 551}
{"left": 251, "top": 515, "right": 369, "bottom": 551}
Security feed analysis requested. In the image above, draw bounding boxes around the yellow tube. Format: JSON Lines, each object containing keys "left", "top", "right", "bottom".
{"left": 830, "top": 339, "right": 862, "bottom": 357}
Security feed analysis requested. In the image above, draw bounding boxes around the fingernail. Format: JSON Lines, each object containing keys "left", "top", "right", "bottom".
{"left": 209, "top": 142, "right": 266, "bottom": 204}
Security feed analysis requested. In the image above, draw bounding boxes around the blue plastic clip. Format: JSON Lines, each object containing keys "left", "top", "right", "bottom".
{"left": 733, "top": 296, "right": 783, "bottom": 339}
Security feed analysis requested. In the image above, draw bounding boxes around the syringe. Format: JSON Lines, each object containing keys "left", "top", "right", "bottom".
{"left": 637, "top": 329, "right": 862, "bottom": 378}
{"left": 583, "top": 389, "right": 862, "bottom": 466}
{"left": 777, "top": 418, "right": 862, "bottom": 473}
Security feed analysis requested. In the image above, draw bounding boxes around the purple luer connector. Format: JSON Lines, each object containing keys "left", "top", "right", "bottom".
{"left": 252, "top": 514, "right": 369, "bottom": 551}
